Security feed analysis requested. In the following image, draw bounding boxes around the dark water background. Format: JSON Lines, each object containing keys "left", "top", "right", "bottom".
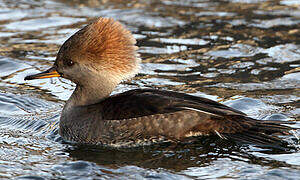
{"left": 0, "top": 0, "right": 299, "bottom": 179}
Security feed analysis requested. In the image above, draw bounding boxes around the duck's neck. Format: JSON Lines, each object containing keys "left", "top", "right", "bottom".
{"left": 67, "top": 78, "right": 117, "bottom": 107}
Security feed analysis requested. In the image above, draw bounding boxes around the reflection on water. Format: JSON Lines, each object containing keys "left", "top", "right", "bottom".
{"left": 0, "top": 0, "right": 299, "bottom": 179}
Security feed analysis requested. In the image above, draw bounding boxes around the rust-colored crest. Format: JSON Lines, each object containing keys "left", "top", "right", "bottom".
{"left": 63, "top": 17, "right": 140, "bottom": 76}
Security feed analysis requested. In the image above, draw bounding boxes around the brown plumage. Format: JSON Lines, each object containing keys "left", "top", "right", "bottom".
{"left": 25, "top": 17, "right": 294, "bottom": 149}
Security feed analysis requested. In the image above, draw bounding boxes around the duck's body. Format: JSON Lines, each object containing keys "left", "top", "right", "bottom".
{"left": 60, "top": 88, "right": 290, "bottom": 148}
{"left": 25, "top": 18, "right": 293, "bottom": 148}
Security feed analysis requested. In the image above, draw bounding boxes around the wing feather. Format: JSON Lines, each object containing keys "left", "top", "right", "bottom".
{"left": 92, "top": 89, "right": 293, "bottom": 148}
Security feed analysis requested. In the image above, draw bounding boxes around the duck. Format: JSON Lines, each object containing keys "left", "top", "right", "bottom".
{"left": 25, "top": 17, "right": 293, "bottom": 148}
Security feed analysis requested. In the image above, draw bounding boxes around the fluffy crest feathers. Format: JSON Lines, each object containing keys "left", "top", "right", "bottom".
{"left": 58, "top": 17, "right": 140, "bottom": 80}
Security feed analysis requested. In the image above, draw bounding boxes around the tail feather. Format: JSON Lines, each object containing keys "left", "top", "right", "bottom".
{"left": 256, "top": 123, "right": 292, "bottom": 134}
{"left": 227, "top": 131, "right": 284, "bottom": 145}
{"left": 224, "top": 119, "right": 294, "bottom": 149}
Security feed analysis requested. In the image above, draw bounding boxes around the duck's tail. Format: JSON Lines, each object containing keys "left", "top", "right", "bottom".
{"left": 223, "top": 118, "right": 296, "bottom": 149}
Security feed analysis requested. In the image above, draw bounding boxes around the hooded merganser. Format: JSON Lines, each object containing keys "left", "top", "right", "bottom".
{"left": 25, "top": 18, "right": 293, "bottom": 148}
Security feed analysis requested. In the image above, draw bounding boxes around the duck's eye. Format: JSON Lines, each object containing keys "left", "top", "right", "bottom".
{"left": 65, "top": 59, "right": 74, "bottom": 67}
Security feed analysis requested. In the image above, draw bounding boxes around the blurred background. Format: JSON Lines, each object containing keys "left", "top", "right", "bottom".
{"left": 0, "top": 0, "right": 299, "bottom": 179}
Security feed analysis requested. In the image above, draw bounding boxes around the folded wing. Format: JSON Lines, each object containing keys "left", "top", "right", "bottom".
{"left": 97, "top": 89, "right": 293, "bottom": 148}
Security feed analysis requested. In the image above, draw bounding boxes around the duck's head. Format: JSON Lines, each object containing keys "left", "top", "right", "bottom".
{"left": 25, "top": 18, "right": 140, "bottom": 88}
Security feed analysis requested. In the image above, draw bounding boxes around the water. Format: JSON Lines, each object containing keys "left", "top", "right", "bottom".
{"left": 0, "top": 0, "right": 299, "bottom": 179}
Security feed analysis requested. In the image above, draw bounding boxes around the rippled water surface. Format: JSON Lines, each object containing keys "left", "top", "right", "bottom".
{"left": 0, "top": 0, "right": 299, "bottom": 179}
